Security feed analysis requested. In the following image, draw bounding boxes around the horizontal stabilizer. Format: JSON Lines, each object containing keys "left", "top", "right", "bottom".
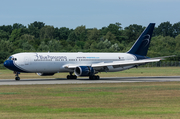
{"left": 152, "top": 55, "right": 176, "bottom": 60}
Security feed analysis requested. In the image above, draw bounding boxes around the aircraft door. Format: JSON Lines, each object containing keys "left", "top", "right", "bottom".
{"left": 24, "top": 56, "right": 30, "bottom": 65}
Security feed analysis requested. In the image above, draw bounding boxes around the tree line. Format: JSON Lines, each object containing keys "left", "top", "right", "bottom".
{"left": 0, "top": 21, "right": 180, "bottom": 63}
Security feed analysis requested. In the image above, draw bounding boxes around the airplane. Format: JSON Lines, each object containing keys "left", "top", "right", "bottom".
{"left": 4, "top": 23, "right": 161, "bottom": 80}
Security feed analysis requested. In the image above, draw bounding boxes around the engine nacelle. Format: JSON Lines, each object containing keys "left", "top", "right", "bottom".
{"left": 37, "top": 73, "right": 55, "bottom": 76}
{"left": 74, "top": 66, "right": 94, "bottom": 76}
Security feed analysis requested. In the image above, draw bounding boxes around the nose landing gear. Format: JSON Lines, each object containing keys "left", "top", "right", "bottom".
{"left": 14, "top": 72, "right": 20, "bottom": 81}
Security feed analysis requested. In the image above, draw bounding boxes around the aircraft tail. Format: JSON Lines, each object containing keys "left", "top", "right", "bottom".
{"left": 127, "top": 23, "right": 155, "bottom": 56}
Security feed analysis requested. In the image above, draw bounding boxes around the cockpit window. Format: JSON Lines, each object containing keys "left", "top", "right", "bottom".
{"left": 7, "top": 57, "right": 17, "bottom": 61}
{"left": 12, "top": 58, "right": 17, "bottom": 61}
{"left": 7, "top": 57, "right": 12, "bottom": 60}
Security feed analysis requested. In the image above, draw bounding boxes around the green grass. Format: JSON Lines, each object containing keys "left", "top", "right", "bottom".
{"left": 0, "top": 82, "right": 180, "bottom": 118}
{"left": 0, "top": 67, "right": 180, "bottom": 79}
{"left": 0, "top": 67, "right": 180, "bottom": 118}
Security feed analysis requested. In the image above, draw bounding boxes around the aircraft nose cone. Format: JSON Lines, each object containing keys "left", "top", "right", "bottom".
{"left": 4, "top": 60, "right": 9, "bottom": 68}
{"left": 4, "top": 60, "right": 12, "bottom": 69}
{"left": 3, "top": 60, "right": 23, "bottom": 72}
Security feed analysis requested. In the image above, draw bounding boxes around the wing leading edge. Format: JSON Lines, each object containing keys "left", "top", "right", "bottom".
{"left": 63, "top": 58, "right": 160, "bottom": 69}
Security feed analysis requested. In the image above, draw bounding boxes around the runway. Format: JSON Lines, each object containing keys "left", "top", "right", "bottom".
{"left": 0, "top": 76, "right": 180, "bottom": 85}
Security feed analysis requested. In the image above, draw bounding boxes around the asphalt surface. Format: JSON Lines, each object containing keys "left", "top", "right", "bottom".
{"left": 0, "top": 76, "right": 180, "bottom": 85}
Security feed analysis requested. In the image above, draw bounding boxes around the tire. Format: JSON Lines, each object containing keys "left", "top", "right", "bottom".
{"left": 67, "top": 75, "right": 70, "bottom": 79}
{"left": 67, "top": 75, "right": 77, "bottom": 79}
{"left": 15, "top": 77, "right": 20, "bottom": 81}
{"left": 73, "top": 75, "right": 77, "bottom": 79}
{"left": 96, "top": 76, "right": 100, "bottom": 80}
{"left": 89, "top": 76, "right": 96, "bottom": 80}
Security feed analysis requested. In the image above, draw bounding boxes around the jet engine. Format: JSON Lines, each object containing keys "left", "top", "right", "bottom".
{"left": 37, "top": 73, "right": 55, "bottom": 76}
{"left": 74, "top": 66, "right": 94, "bottom": 76}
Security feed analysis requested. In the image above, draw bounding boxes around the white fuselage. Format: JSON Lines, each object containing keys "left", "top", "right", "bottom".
{"left": 11, "top": 52, "right": 136, "bottom": 73}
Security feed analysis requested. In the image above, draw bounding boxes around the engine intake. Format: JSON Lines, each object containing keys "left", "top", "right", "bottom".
{"left": 37, "top": 73, "right": 55, "bottom": 76}
{"left": 74, "top": 66, "right": 94, "bottom": 76}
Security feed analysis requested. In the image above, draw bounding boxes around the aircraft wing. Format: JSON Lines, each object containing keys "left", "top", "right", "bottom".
{"left": 63, "top": 59, "right": 160, "bottom": 69}
{"left": 91, "top": 59, "right": 160, "bottom": 68}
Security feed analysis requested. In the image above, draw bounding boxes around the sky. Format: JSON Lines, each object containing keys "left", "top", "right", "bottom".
{"left": 0, "top": 0, "right": 180, "bottom": 29}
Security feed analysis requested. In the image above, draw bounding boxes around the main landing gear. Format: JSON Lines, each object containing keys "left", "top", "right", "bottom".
{"left": 14, "top": 72, "right": 20, "bottom": 81}
{"left": 89, "top": 75, "right": 100, "bottom": 80}
{"left": 66, "top": 73, "right": 100, "bottom": 80}
{"left": 67, "top": 72, "right": 77, "bottom": 79}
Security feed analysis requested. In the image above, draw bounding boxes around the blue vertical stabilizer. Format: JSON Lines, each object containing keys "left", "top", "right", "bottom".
{"left": 127, "top": 23, "right": 155, "bottom": 56}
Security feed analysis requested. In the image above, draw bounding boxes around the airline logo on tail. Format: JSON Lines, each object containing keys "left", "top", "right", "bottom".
{"left": 142, "top": 34, "right": 150, "bottom": 48}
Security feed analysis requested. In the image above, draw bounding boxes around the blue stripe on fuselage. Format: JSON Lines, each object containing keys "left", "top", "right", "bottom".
{"left": 4, "top": 60, "right": 28, "bottom": 73}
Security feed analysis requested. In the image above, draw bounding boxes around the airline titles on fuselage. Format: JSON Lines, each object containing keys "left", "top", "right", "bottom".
{"left": 33, "top": 53, "right": 124, "bottom": 62}
{"left": 34, "top": 54, "right": 67, "bottom": 61}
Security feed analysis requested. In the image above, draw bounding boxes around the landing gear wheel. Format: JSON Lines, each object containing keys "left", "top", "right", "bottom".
{"left": 15, "top": 77, "right": 20, "bottom": 81}
{"left": 73, "top": 75, "right": 77, "bottom": 79}
{"left": 67, "top": 73, "right": 77, "bottom": 79}
{"left": 89, "top": 76, "right": 94, "bottom": 80}
{"left": 14, "top": 72, "right": 20, "bottom": 81}
{"left": 89, "top": 75, "right": 100, "bottom": 80}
